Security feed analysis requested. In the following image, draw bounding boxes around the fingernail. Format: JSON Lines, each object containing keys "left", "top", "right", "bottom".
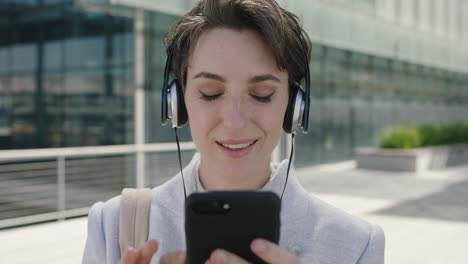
{"left": 124, "top": 247, "right": 135, "bottom": 256}
{"left": 214, "top": 249, "right": 227, "bottom": 263}
{"left": 253, "top": 239, "right": 266, "bottom": 252}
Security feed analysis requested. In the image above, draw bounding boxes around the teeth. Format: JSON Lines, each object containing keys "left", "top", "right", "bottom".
{"left": 221, "top": 141, "right": 255, "bottom": 150}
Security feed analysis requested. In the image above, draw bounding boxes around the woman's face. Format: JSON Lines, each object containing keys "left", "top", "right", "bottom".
{"left": 185, "top": 27, "right": 289, "bottom": 177}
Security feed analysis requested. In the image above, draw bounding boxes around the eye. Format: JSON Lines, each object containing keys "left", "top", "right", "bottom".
{"left": 199, "top": 91, "right": 222, "bottom": 101}
{"left": 251, "top": 92, "right": 274, "bottom": 103}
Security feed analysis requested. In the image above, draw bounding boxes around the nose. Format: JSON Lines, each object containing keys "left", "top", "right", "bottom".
{"left": 221, "top": 95, "right": 248, "bottom": 129}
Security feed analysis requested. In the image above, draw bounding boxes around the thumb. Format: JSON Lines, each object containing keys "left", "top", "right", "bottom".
{"left": 119, "top": 247, "right": 140, "bottom": 264}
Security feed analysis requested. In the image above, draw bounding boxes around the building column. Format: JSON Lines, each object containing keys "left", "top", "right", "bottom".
{"left": 35, "top": 21, "right": 46, "bottom": 148}
{"left": 134, "top": 9, "right": 145, "bottom": 188}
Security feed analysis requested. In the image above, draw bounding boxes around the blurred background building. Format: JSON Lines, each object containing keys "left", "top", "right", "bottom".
{"left": 0, "top": 0, "right": 467, "bottom": 228}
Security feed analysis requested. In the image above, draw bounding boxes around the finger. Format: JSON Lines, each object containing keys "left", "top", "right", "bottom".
{"left": 139, "top": 240, "right": 159, "bottom": 263}
{"left": 160, "top": 251, "right": 186, "bottom": 264}
{"left": 208, "top": 249, "right": 251, "bottom": 264}
{"left": 119, "top": 247, "right": 140, "bottom": 264}
{"left": 251, "top": 239, "right": 300, "bottom": 264}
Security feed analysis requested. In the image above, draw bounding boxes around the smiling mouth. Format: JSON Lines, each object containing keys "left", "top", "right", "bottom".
{"left": 216, "top": 140, "right": 258, "bottom": 150}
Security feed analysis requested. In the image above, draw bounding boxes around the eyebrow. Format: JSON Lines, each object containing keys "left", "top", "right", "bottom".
{"left": 249, "top": 74, "right": 280, "bottom": 83}
{"left": 193, "top": 72, "right": 225, "bottom": 82}
{"left": 193, "top": 71, "right": 280, "bottom": 83}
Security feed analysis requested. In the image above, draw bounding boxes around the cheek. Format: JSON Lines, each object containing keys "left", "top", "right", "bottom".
{"left": 184, "top": 94, "right": 218, "bottom": 143}
{"left": 253, "top": 99, "right": 288, "bottom": 136}
{"left": 259, "top": 106, "right": 284, "bottom": 127}
{"left": 186, "top": 99, "right": 217, "bottom": 125}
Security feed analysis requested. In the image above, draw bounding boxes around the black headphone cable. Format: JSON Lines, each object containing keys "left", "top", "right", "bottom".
{"left": 281, "top": 133, "right": 295, "bottom": 200}
{"left": 174, "top": 127, "right": 188, "bottom": 200}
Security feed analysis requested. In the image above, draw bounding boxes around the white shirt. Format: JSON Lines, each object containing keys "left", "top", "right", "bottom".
{"left": 194, "top": 162, "right": 278, "bottom": 193}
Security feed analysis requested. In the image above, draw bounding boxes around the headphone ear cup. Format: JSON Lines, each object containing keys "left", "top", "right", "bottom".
{"left": 174, "top": 79, "right": 188, "bottom": 127}
{"left": 283, "top": 85, "right": 305, "bottom": 134}
{"left": 161, "top": 79, "right": 169, "bottom": 125}
{"left": 283, "top": 85, "right": 299, "bottom": 134}
{"left": 166, "top": 79, "right": 188, "bottom": 128}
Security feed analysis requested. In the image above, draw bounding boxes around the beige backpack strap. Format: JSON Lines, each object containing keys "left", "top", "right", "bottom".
{"left": 119, "top": 188, "right": 152, "bottom": 256}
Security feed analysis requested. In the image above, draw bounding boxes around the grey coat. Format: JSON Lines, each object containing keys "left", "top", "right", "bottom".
{"left": 82, "top": 153, "right": 385, "bottom": 264}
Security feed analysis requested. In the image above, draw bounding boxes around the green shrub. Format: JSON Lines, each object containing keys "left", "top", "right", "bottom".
{"left": 418, "top": 124, "right": 439, "bottom": 147}
{"left": 379, "top": 126, "right": 422, "bottom": 149}
{"left": 379, "top": 122, "right": 468, "bottom": 149}
{"left": 438, "top": 122, "right": 468, "bottom": 144}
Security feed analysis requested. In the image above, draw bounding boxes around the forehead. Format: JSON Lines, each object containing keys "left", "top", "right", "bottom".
{"left": 187, "top": 27, "right": 283, "bottom": 76}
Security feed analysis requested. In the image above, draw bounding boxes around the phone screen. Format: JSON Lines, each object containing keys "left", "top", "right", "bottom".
{"left": 185, "top": 191, "right": 281, "bottom": 264}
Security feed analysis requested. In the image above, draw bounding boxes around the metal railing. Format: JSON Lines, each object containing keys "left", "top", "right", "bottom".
{"left": 0, "top": 142, "right": 196, "bottom": 229}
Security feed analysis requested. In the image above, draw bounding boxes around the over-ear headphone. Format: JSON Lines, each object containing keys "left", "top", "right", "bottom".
{"left": 161, "top": 28, "right": 310, "bottom": 134}
{"left": 161, "top": 46, "right": 188, "bottom": 128}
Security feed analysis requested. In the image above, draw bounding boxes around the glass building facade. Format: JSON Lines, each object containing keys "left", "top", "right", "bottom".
{"left": 295, "top": 44, "right": 468, "bottom": 166}
{"left": 0, "top": 0, "right": 468, "bottom": 227}
{"left": 1, "top": 0, "right": 467, "bottom": 152}
{"left": 0, "top": 0, "right": 134, "bottom": 149}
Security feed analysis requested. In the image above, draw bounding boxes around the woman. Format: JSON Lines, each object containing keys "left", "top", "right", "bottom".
{"left": 82, "top": 0, "right": 385, "bottom": 263}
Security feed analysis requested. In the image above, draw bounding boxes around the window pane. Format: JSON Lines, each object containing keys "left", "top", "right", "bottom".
{"left": 12, "top": 44, "right": 37, "bottom": 72}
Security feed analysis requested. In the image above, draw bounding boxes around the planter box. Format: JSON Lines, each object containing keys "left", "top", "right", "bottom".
{"left": 354, "top": 143, "right": 468, "bottom": 172}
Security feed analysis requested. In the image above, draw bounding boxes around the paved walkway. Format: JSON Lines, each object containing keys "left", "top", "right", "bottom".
{"left": 296, "top": 162, "right": 468, "bottom": 264}
{"left": 1, "top": 162, "right": 468, "bottom": 263}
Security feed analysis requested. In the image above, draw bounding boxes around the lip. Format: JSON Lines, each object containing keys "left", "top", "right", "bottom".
{"left": 217, "top": 138, "right": 258, "bottom": 145}
{"left": 216, "top": 139, "right": 258, "bottom": 158}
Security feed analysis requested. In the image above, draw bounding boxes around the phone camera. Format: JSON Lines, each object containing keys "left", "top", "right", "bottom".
{"left": 192, "top": 200, "right": 230, "bottom": 215}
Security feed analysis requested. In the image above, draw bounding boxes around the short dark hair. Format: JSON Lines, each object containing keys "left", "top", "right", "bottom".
{"left": 164, "top": 0, "right": 311, "bottom": 88}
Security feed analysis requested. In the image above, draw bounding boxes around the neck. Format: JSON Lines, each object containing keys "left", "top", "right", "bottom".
{"left": 198, "top": 156, "right": 272, "bottom": 191}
